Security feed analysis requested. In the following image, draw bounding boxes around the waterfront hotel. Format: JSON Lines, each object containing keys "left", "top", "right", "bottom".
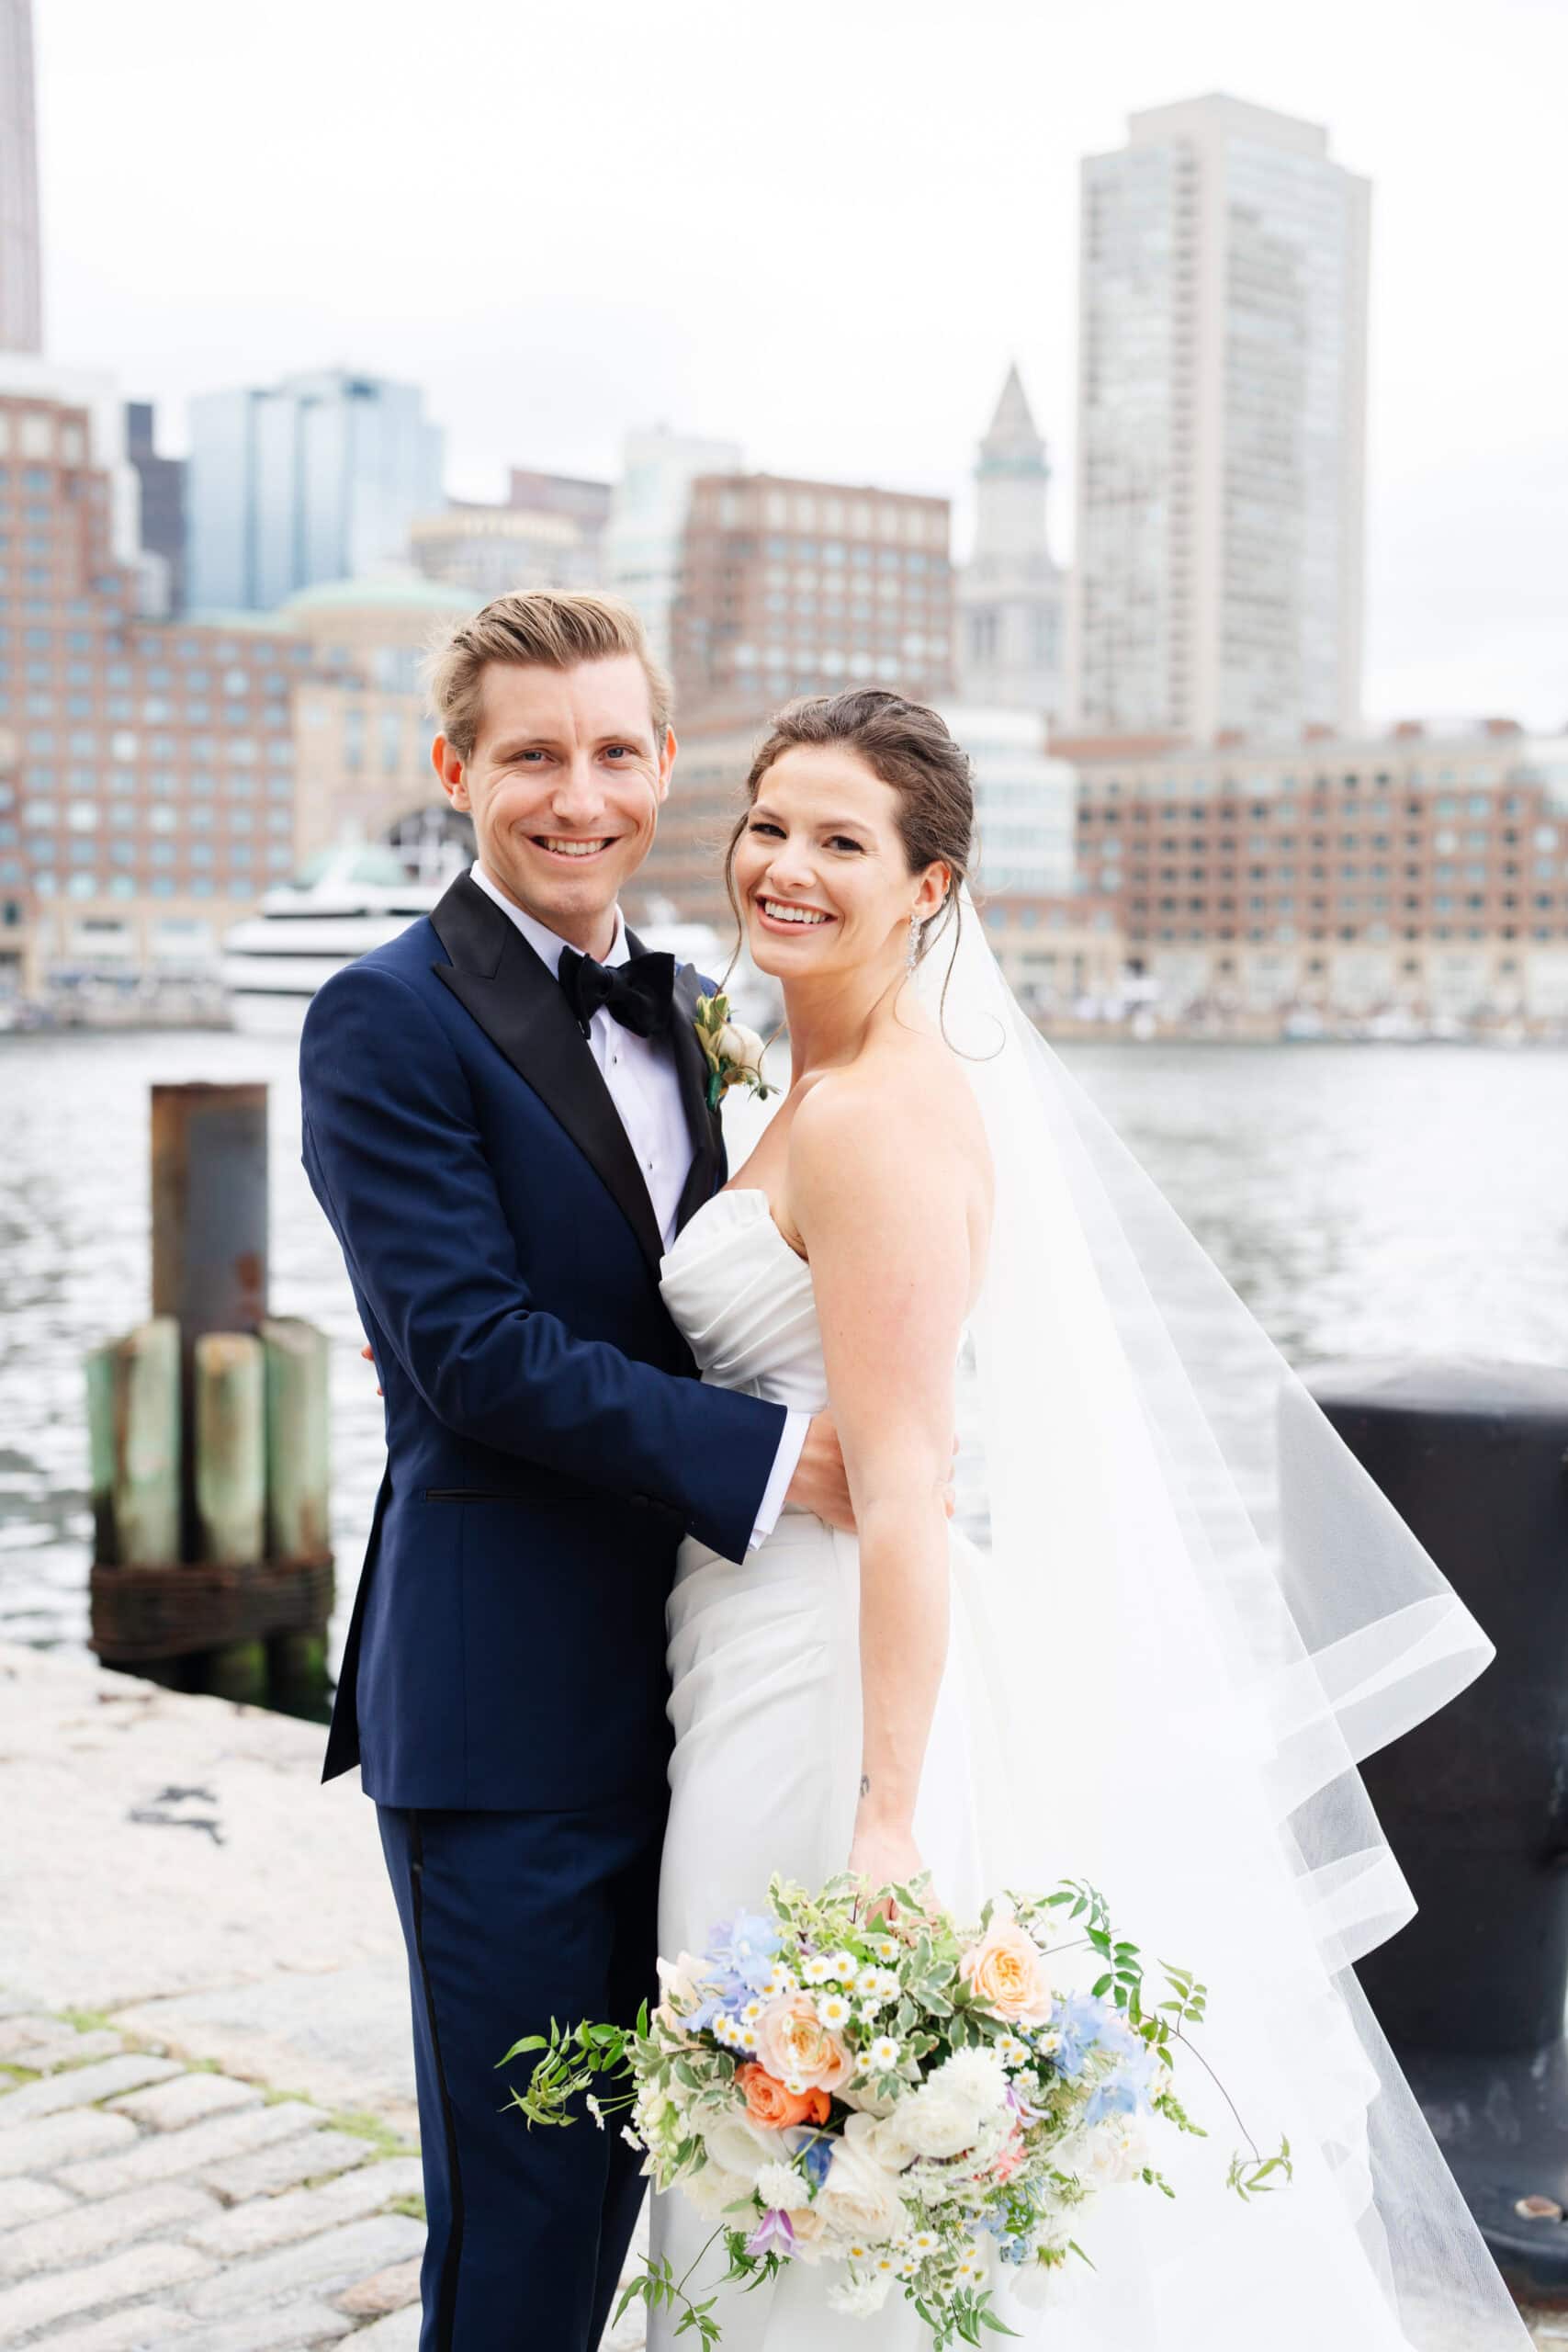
{"left": 1060, "top": 724, "right": 1568, "bottom": 1024}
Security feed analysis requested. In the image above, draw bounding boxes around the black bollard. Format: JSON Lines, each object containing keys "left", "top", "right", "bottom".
{"left": 1301, "top": 1357, "right": 1568, "bottom": 2299}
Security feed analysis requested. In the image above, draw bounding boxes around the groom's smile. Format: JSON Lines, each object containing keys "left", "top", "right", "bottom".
{"left": 433, "top": 650, "right": 676, "bottom": 957}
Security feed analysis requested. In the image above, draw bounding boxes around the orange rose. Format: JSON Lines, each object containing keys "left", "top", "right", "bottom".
{"left": 959, "top": 1920, "right": 1054, "bottom": 2026}
{"left": 737, "top": 2064, "right": 832, "bottom": 2130}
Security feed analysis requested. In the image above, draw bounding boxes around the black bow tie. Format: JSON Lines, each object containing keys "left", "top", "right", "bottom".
{"left": 557, "top": 945, "right": 677, "bottom": 1041}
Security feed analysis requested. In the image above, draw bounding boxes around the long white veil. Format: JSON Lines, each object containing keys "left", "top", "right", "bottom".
{"left": 919, "top": 897, "right": 1530, "bottom": 2347}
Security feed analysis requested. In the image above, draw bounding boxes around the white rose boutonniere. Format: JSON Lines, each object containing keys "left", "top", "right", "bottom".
{"left": 694, "top": 990, "right": 775, "bottom": 1113}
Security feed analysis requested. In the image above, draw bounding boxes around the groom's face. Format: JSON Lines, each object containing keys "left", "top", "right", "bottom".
{"left": 434, "top": 654, "right": 675, "bottom": 954}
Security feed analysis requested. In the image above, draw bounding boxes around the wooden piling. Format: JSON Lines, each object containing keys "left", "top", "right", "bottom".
{"left": 88, "top": 1081, "right": 333, "bottom": 1715}
{"left": 193, "top": 1332, "right": 267, "bottom": 1703}
{"left": 193, "top": 1334, "right": 266, "bottom": 1566}
{"left": 261, "top": 1318, "right": 331, "bottom": 1558}
{"left": 111, "top": 1318, "right": 181, "bottom": 1566}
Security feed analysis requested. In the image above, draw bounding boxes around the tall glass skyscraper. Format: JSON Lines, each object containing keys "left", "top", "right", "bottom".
{"left": 0, "top": 0, "right": 42, "bottom": 353}
{"left": 1072, "top": 95, "right": 1371, "bottom": 743}
{"left": 186, "top": 370, "right": 445, "bottom": 613}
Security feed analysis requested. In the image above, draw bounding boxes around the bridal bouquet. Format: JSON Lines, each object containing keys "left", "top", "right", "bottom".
{"left": 507, "top": 1872, "right": 1290, "bottom": 2348}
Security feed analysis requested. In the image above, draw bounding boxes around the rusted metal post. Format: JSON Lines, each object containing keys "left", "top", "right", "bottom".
{"left": 151, "top": 1082, "right": 267, "bottom": 1546}
{"left": 150, "top": 1082, "right": 269, "bottom": 1337}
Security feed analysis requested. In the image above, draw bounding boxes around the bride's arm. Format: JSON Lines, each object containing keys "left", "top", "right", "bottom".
{"left": 791, "top": 1081, "right": 975, "bottom": 1898}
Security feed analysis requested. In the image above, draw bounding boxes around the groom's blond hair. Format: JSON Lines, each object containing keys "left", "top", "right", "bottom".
{"left": 426, "top": 590, "right": 673, "bottom": 761}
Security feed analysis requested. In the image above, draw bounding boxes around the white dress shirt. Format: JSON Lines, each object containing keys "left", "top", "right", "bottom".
{"left": 470, "top": 863, "right": 807, "bottom": 1550}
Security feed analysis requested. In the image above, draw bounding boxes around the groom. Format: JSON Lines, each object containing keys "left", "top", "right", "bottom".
{"left": 299, "top": 591, "right": 852, "bottom": 2351}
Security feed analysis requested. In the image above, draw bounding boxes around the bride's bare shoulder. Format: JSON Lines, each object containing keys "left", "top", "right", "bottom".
{"left": 787, "top": 1032, "right": 989, "bottom": 1201}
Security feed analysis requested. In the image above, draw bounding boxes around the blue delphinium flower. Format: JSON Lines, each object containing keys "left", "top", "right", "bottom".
{"left": 709, "top": 1911, "right": 782, "bottom": 1994}
{"left": 1049, "top": 1991, "right": 1112, "bottom": 2078}
{"left": 795, "top": 2136, "right": 833, "bottom": 2189}
{"left": 1084, "top": 2039, "right": 1163, "bottom": 2125}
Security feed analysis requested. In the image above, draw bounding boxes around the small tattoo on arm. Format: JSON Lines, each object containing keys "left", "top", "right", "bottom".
{"left": 860, "top": 1773, "right": 871, "bottom": 1798}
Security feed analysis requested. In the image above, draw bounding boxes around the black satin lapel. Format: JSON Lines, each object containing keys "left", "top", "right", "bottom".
{"left": 669, "top": 962, "right": 725, "bottom": 1232}
{"left": 431, "top": 878, "right": 667, "bottom": 1272}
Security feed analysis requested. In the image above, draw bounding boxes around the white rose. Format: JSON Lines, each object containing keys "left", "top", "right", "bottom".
{"left": 680, "top": 2159, "right": 758, "bottom": 2222}
{"left": 716, "top": 1020, "right": 766, "bottom": 1078}
{"left": 815, "top": 2112, "right": 911, "bottom": 2245}
{"left": 1086, "top": 2118, "right": 1146, "bottom": 2185}
{"left": 704, "top": 2111, "right": 784, "bottom": 2183}
{"left": 876, "top": 2048, "right": 1010, "bottom": 2163}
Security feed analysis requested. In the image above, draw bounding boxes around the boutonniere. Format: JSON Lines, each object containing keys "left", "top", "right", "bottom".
{"left": 693, "top": 991, "right": 775, "bottom": 1114}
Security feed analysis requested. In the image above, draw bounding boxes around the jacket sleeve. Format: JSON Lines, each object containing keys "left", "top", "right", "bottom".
{"left": 299, "top": 958, "right": 786, "bottom": 1565}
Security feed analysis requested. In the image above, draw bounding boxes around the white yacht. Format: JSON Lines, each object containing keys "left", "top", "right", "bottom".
{"left": 221, "top": 840, "right": 467, "bottom": 1033}
{"left": 221, "top": 841, "right": 780, "bottom": 1036}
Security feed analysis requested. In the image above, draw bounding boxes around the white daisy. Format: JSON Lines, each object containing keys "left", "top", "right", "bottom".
{"left": 802, "top": 1953, "right": 836, "bottom": 1985}
{"left": 872, "top": 1934, "right": 901, "bottom": 1962}
{"left": 909, "top": 2228, "right": 940, "bottom": 2255}
{"left": 828, "top": 1950, "right": 861, "bottom": 1983}
{"left": 741, "top": 1998, "right": 765, "bottom": 2025}
{"left": 998, "top": 2032, "right": 1032, "bottom": 2068}
{"left": 867, "top": 2035, "right": 902, "bottom": 2073}
{"left": 736, "top": 2024, "right": 760, "bottom": 2052}
{"left": 817, "top": 1992, "right": 852, "bottom": 2029}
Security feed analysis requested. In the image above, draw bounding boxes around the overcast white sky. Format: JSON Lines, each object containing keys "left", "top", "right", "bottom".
{"left": 33, "top": 0, "right": 1567, "bottom": 728}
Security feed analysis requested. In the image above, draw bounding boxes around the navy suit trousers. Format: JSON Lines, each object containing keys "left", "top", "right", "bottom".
{"left": 377, "top": 1800, "right": 664, "bottom": 2351}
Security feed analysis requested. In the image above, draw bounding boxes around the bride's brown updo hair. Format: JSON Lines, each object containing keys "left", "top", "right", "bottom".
{"left": 723, "top": 688, "right": 975, "bottom": 978}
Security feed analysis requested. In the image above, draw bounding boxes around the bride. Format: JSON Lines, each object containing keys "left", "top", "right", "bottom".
{"left": 649, "top": 688, "right": 1529, "bottom": 2347}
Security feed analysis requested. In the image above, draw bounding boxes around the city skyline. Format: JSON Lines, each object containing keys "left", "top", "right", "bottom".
{"left": 28, "top": 0, "right": 1567, "bottom": 729}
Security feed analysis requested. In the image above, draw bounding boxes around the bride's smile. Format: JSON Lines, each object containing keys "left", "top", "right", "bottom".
{"left": 733, "top": 742, "right": 950, "bottom": 993}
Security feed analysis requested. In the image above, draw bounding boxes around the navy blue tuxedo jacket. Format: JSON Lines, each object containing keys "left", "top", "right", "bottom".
{"left": 299, "top": 870, "right": 787, "bottom": 1810}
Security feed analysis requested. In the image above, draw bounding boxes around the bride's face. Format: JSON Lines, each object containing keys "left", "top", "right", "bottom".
{"left": 733, "top": 744, "right": 948, "bottom": 980}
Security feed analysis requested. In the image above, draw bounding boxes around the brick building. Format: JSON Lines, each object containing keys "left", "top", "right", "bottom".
{"left": 1063, "top": 722, "right": 1568, "bottom": 1022}
{"left": 671, "top": 473, "right": 953, "bottom": 726}
{"left": 0, "top": 392, "right": 323, "bottom": 996}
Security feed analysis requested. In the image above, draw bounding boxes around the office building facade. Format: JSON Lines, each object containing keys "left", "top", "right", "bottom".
{"left": 186, "top": 370, "right": 445, "bottom": 614}
{"left": 126, "top": 401, "right": 187, "bottom": 616}
{"left": 671, "top": 472, "right": 954, "bottom": 725}
{"left": 1074, "top": 95, "right": 1370, "bottom": 744}
{"left": 0, "top": 0, "right": 41, "bottom": 354}
{"left": 606, "top": 427, "right": 742, "bottom": 672}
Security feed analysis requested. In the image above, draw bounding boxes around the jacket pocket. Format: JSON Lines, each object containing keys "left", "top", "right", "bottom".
{"left": 423, "top": 1487, "right": 532, "bottom": 1503}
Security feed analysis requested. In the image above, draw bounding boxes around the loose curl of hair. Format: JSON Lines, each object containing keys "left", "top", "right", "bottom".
{"left": 723, "top": 688, "right": 976, "bottom": 1019}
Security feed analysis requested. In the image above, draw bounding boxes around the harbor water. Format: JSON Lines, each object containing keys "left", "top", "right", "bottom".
{"left": 3, "top": 1027, "right": 1566, "bottom": 1675}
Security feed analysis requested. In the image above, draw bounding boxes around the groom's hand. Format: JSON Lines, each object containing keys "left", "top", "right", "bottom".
{"left": 785, "top": 1416, "right": 957, "bottom": 1533}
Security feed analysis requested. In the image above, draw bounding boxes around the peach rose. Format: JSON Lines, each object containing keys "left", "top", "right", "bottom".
{"left": 737, "top": 2063, "right": 832, "bottom": 2131}
{"left": 960, "top": 1920, "right": 1054, "bottom": 2026}
{"left": 756, "top": 1993, "right": 853, "bottom": 2093}
{"left": 784, "top": 2206, "right": 830, "bottom": 2266}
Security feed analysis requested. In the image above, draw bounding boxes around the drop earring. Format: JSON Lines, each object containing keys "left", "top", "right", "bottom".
{"left": 906, "top": 912, "right": 922, "bottom": 976}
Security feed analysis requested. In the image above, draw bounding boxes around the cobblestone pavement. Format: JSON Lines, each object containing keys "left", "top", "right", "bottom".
{"left": 0, "top": 1996, "right": 427, "bottom": 2348}
{"left": 0, "top": 1996, "right": 653, "bottom": 2350}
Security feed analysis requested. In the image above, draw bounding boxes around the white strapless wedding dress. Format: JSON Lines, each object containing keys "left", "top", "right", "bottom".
{"left": 647, "top": 1185, "right": 1450, "bottom": 2351}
